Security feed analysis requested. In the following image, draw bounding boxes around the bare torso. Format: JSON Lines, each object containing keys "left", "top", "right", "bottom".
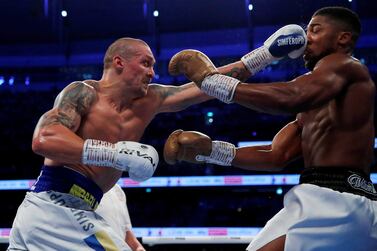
{"left": 45, "top": 81, "right": 162, "bottom": 192}
{"left": 297, "top": 56, "right": 375, "bottom": 174}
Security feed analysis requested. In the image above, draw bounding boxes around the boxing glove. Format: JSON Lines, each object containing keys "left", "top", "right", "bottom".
{"left": 241, "top": 24, "right": 307, "bottom": 75}
{"left": 168, "top": 50, "right": 240, "bottom": 103}
{"left": 168, "top": 49, "right": 219, "bottom": 87}
{"left": 163, "top": 129, "right": 236, "bottom": 166}
{"left": 82, "top": 139, "right": 159, "bottom": 182}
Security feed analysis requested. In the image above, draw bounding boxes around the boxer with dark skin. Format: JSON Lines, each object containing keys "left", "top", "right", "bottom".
{"left": 164, "top": 7, "right": 377, "bottom": 250}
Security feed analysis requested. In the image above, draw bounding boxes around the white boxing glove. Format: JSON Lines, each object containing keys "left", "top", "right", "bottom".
{"left": 82, "top": 139, "right": 159, "bottom": 182}
{"left": 241, "top": 24, "right": 307, "bottom": 75}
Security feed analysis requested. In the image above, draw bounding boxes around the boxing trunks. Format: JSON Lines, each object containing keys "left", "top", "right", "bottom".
{"left": 8, "top": 166, "right": 131, "bottom": 251}
{"left": 96, "top": 184, "right": 133, "bottom": 251}
{"left": 246, "top": 167, "right": 377, "bottom": 251}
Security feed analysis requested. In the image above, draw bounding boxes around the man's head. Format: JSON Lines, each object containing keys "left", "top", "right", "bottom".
{"left": 102, "top": 38, "right": 155, "bottom": 97}
{"left": 304, "top": 6, "right": 361, "bottom": 70}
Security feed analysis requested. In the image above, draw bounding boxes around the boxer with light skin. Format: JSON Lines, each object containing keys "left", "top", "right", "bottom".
{"left": 8, "top": 30, "right": 306, "bottom": 250}
{"left": 164, "top": 6, "right": 377, "bottom": 251}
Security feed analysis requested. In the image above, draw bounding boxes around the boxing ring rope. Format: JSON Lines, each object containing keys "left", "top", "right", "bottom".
{"left": 0, "top": 227, "right": 260, "bottom": 245}
{"left": 142, "top": 236, "right": 254, "bottom": 245}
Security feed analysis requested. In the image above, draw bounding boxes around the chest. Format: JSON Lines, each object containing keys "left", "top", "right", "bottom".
{"left": 78, "top": 100, "right": 156, "bottom": 142}
{"left": 298, "top": 101, "right": 338, "bottom": 137}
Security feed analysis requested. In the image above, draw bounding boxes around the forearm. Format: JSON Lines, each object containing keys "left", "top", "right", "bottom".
{"left": 233, "top": 82, "right": 301, "bottom": 115}
{"left": 217, "top": 61, "right": 251, "bottom": 81}
{"left": 232, "top": 146, "right": 285, "bottom": 172}
{"left": 32, "top": 124, "right": 84, "bottom": 164}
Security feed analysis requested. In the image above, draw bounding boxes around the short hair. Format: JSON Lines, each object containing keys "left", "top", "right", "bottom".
{"left": 103, "top": 37, "right": 148, "bottom": 70}
{"left": 313, "top": 6, "right": 361, "bottom": 49}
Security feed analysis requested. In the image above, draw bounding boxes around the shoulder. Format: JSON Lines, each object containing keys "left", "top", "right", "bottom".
{"left": 54, "top": 81, "right": 98, "bottom": 113}
{"left": 314, "top": 53, "right": 372, "bottom": 82}
{"left": 315, "top": 53, "right": 365, "bottom": 73}
{"left": 148, "top": 83, "right": 168, "bottom": 96}
{"left": 145, "top": 83, "right": 170, "bottom": 103}
{"left": 61, "top": 81, "right": 97, "bottom": 97}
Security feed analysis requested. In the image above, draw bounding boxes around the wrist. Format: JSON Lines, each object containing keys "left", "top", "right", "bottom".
{"left": 201, "top": 74, "right": 240, "bottom": 103}
{"left": 241, "top": 46, "right": 277, "bottom": 75}
{"left": 82, "top": 139, "right": 116, "bottom": 167}
{"left": 196, "top": 141, "right": 235, "bottom": 166}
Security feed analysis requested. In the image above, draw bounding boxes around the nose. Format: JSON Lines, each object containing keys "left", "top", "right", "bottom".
{"left": 306, "top": 32, "right": 313, "bottom": 44}
{"left": 148, "top": 67, "right": 155, "bottom": 79}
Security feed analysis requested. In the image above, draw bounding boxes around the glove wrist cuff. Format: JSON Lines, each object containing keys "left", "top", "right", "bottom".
{"left": 201, "top": 74, "right": 240, "bottom": 103}
{"left": 241, "top": 46, "right": 277, "bottom": 75}
{"left": 196, "top": 141, "right": 235, "bottom": 166}
{"left": 82, "top": 139, "right": 116, "bottom": 167}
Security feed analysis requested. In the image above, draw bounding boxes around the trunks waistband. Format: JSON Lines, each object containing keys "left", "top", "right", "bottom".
{"left": 299, "top": 167, "right": 377, "bottom": 200}
{"left": 31, "top": 165, "right": 103, "bottom": 209}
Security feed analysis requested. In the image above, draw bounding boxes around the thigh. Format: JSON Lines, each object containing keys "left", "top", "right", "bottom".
{"left": 257, "top": 235, "right": 285, "bottom": 251}
{"left": 11, "top": 192, "right": 129, "bottom": 251}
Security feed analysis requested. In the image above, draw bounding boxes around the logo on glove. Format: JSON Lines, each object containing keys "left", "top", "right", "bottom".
{"left": 119, "top": 148, "right": 157, "bottom": 167}
{"left": 277, "top": 35, "right": 306, "bottom": 47}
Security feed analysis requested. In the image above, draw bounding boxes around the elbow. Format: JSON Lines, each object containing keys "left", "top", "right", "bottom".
{"left": 31, "top": 129, "right": 50, "bottom": 156}
{"left": 32, "top": 136, "right": 45, "bottom": 156}
{"left": 269, "top": 151, "right": 290, "bottom": 171}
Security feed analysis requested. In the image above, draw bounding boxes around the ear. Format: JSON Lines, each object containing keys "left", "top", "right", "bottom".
{"left": 113, "top": 56, "right": 124, "bottom": 68}
{"left": 338, "top": 31, "right": 352, "bottom": 47}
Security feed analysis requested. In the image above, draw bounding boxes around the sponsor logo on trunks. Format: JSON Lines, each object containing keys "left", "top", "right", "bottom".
{"left": 69, "top": 184, "right": 99, "bottom": 210}
{"left": 47, "top": 191, "right": 95, "bottom": 231}
{"left": 70, "top": 208, "right": 95, "bottom": 231}
{"left": 347, "top": 174, "right": 377, "bottom": 195}
{"left": 277, "top": 35, "right": 305, "bottom": 47}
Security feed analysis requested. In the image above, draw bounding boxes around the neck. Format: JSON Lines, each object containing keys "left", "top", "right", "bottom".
{"left": 99, "top": 75, "right": 134, "bottom": 112}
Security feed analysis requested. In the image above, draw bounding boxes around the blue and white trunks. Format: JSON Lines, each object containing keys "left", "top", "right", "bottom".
{"left": 8, "top": 166, "right": 131, "bottom": 251}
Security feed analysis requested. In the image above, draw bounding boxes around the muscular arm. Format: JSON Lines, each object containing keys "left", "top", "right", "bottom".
{"left": 233, "top": 53, "right": 350, "bottom": 115}
{"left": 157, "top": 61, "right": 251, "bottom": 113}
{"left": 233, "top": 120, "right": 302, "bottom": 171}
{"left": 32, "top": 81, "right": 96, "bottom": 163}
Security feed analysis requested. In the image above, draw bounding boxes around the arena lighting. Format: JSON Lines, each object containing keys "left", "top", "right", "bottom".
{"left": 8, "top": 76, "right": 14, "bottom": 86}
{"left": 276, "top": 187, "right": 283, "bottom": 195}
{"left": 153, "top": 10, "right": 159, "bottom": 17}
{"left": 24, "top": 76, "right": 30, "bottom": 86}
{"left": 206, "top": 111, "right": 214, "bottom": 125}
{"left": 248, "top": 4, "right": 253, "bottom": 11}
{"left": 61, "top": 10, "right": 67, "bottom": 17}
{"left": 0, "top": 76, "right": 4, "bottom": 85}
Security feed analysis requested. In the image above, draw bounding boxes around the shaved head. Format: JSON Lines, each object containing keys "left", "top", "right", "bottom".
{"left": 103, "top": 37, "right": 149, "bottom": 69}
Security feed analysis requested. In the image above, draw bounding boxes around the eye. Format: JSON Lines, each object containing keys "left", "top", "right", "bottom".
{"left": 143, "top": 60, "right": 151, "bottom": 67}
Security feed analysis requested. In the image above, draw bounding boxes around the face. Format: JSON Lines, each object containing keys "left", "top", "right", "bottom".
{"left": 120, "top": 43, "right": 156, "bottom": 97}
{"left": 304, "top": 15, "right": 340, "bottom": 71}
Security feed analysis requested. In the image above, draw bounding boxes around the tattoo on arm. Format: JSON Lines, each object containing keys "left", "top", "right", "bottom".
{"left": 157, "top": 84, "right": 190, "bottom": 100}
{"left": 39, "top": 82, "right": 96, "bottom": 130}
{"left": 224, "top": 66, "right": 249, "bottom": 81}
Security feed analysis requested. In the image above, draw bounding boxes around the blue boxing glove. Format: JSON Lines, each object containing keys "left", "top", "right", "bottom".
{"left": 241, "top": 24, "right": 307, "bottom": 75}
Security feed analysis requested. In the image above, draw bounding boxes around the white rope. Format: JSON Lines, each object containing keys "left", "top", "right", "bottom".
{"left": 142, "top": 236, "right": 254, "bottom": 245}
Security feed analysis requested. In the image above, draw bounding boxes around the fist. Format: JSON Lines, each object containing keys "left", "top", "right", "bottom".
{"left": 163, "top": 129, "right": 212, "bottom": 165}
{"left": 168, "top": 49, "right": 218, "bottom": 87}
